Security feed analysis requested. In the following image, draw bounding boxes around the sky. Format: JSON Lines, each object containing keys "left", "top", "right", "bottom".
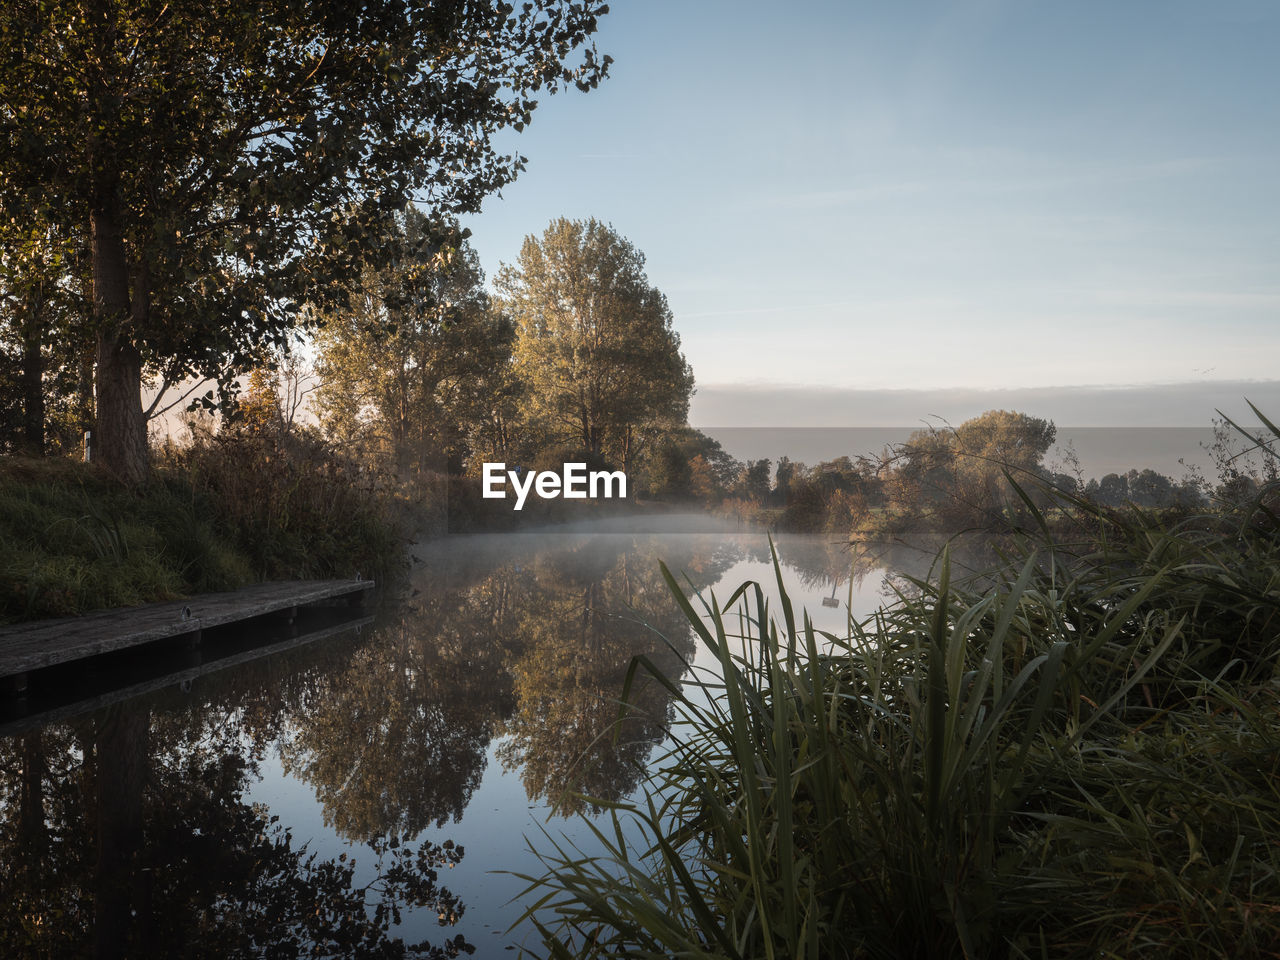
{"left": 457, "top": 0, "right": 1280, "bottom": 426}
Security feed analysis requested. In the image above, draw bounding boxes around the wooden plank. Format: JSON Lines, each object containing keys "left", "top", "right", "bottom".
{"left": 0, "top": 614, "right": 374, "bottom": 738}
{"left": 0, "top": 579, "right": 374, "bottom": 680}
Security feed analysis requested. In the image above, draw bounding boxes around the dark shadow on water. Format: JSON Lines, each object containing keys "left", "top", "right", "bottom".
{"left": 0, "top": 609, "right": 475, "bottom": 959}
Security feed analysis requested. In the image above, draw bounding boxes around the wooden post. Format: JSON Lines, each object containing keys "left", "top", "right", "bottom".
{"left": 176, "top": 606, "right": 201, "bottom": 651}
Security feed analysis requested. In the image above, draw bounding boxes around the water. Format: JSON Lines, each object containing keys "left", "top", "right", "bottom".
{"left": 0, "top": 515, "right": 912, "bottom": 958}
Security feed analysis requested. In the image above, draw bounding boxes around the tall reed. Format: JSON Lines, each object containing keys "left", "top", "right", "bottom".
{"left": 515, "top": 414, "right": 1280, "bottom": 959}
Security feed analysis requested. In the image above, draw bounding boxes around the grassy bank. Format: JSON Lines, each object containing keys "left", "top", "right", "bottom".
{"left": 0, "top": 434, "right": 402, "bottom": 623}
{"left": 520, "top": 430, "right": 1280, "bottom": 958}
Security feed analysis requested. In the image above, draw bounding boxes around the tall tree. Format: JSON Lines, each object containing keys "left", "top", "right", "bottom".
{"left": 313, "top": 209, "right": 516, "bottom": 477}
{"left": 0, "top": 0, "right": 611, "bottom": 483}
{"left": 497, "top": 217, "right": 693, "bottom": 473}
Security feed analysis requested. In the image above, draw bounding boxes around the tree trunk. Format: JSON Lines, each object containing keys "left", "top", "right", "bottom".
{"left": 18, "top": 731, "right": 47, "bottom": 861}
{"left": 93, "top": 704, "right": 149, "bottom": 960}
{"left": 95, "top": 331, "right": 147, "bottom": 483}
{"left": 20, "top": 298, "right": 45, "bottom": 456}
{"left": 621, "top": 424, "right": 634, "bottom": 479}
{"left": 91, "top": 204, "right": 149, "bottom": 484}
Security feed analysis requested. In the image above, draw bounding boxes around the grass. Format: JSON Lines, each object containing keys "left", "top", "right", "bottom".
{"left": 0, "top": 432, "right": 402, "bottom": 622}
{"left": 515, "top": 417, "right": 1280, "bottom": 959}
{"left": 0, "top": 457, "right": 230, "bottom": 620}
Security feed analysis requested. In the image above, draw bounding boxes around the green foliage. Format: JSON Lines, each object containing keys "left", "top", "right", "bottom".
{"left": 741, "top": 459, "right": 772, "bottom": 502}
{"left": 313, "top": 207, "right": 519, "bottom": 479}
{"left": 168, "top": 427, "right": 402, "bottom": 586}
{"left": 498, "top": 218, "right": 694, "bottom": 473}
{"left": 0, "top": 0, "right": 611, "bottom": 478}
{"left": 0, "top": 457, "right": 238, "bottom": 620}
{"left": 776, "top": 474, "right": 827, "bottom": 532}
{"left": 516, "top": 419, "right": 1280, "bottom": 958}
{"left": 1083, "top": 468, "right": 1202, "bottom": 508}
{"left": 0, "top": 433, "right": 400, "bottom": 621}
{"left": 0, "top": 222, "right": 88, "bottom": 456}
{"left": 638, "top": 428, "right": 740, "bottom": 503}
{"left": 645, "top": 439, "right": 695, "bottom": 499}
{"left": 873, "top": 410, "right": 1058, "bottom": 534}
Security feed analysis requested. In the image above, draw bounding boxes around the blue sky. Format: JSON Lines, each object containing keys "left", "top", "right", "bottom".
{"left": 459, "top": 0, "right": 1279, "bottom": 420}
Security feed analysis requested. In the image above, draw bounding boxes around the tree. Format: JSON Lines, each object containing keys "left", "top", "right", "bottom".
{"left": 688, "top": 454, "right": 717, "bottom": 501}
{"left": 638, "top": 426, "right": 737, "bottom": 500}
{"left": 875, "top": 410, "right": 1057, "bottom": 532}
{"left": 949, "top": 409, "right": 1056, "bottom": 516}
{"left": 645, "top": 439, "right": 694, "bottom": 499}
{"left": 742, "top": 458, "right": 772, "bottom": 502}
{"left": 1085, "top": 468, "right": 1199, "bottom": 509}
{"left": 0, "top": 1, "right": 611, "bottom": 483}
{"left": 314, "top": 208, "right": 515, "bottom": 478}
{"left": 1089, "top": 472, "right": 1129, "bottom": 507}
{"left": 0, "top": 223, "right": 88, "bottom": 455}
{"left": 498, "top": 218, "right": 693, "bottom": 473}
{"left": 952, "top": 409, "right": 1056, "bottom": 472}
{"left": 773, "top": 456, "right": 797, "bottom": 506}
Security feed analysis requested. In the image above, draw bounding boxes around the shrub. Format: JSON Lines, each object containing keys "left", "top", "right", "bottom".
{"left": 164, "top": 430, "right": 402, "bottom": 585}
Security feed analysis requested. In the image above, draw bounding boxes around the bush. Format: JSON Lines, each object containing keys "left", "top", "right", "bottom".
{"left": 163, "top": 430, "right": 402, "bottom": 585}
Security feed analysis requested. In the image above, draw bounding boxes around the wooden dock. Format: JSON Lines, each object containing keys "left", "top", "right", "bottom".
{"left": 0, "top": 579, "right": 374, "bottom": 694}
{"left": 0, "top": 611, "right": 374, "bottom": 738}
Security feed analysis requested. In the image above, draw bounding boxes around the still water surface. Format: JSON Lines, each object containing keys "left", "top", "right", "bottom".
{"left": 1, "top": 516, "right": 930, "bottom": 957}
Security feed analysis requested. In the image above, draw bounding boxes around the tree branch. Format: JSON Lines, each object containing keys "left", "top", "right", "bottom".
{"left": 146, "top": 376, "right": 215, "bottom": 420}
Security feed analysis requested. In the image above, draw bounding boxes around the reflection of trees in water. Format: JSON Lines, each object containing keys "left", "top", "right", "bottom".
{"left": 687, "top": 530, "right": 1004, "bottom": 613}
{"left": 0, "top": 527, "right": 806, "bottom": 953}
{"left": 704, "top": 532, "right": 865, "bottom": 600}
{"left": 278, "top": 585, "right": 513, "bottom": 842}
{"left": 281, "top": 532, "right": 739, "bottom": 828}
{"left": 764, "top": 536, "right": 856, "bottom": 591}
{"left": 0, "top": 699, "right": 472, "bottom": 959}
{"left": 496, "top": 537, "right": 729, "bottom": 815}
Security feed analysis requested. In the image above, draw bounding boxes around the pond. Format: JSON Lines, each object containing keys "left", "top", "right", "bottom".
{"left": 0, "top": 515, "right": 936, "bottom": 958}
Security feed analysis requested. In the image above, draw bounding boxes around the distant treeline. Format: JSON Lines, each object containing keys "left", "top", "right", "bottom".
{"left": 641, "top": 409, "right": 1271, "bottom": 539}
